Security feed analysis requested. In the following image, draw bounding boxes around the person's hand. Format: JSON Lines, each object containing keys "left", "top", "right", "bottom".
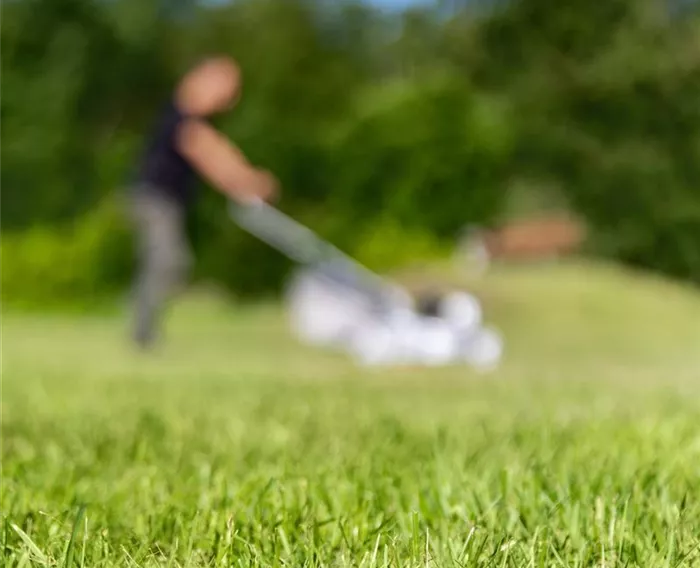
{"left": 230, "top": 169, "right": 279, "bottom": 206}
{"left": 252, "top": 169, "right": 279, "bottom": 203}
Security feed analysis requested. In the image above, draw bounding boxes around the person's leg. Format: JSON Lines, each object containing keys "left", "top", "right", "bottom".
{"left": 130, "top": 191, "right": 192, "bottom": 348}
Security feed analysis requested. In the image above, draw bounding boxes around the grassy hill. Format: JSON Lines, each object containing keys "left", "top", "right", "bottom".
{"left": 3, "top": 261, "right": 699, "bottom": 567}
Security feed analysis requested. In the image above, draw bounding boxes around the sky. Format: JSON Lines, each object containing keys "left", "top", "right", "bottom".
{"left": 202, "top": 0, "right": 434, "bottom": 10}
{"left": 372, "top": 0, "right": 429, "bottom": 6}
{"left": 198, "top": 0, "right": 438, "bottom": 16}
{"left": 361, "top": 0, "right": 439, "bottom": 7}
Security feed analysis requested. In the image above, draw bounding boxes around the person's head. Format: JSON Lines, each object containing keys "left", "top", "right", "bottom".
{"left": 176, "top": 56, "right": 241, "bottom": 117}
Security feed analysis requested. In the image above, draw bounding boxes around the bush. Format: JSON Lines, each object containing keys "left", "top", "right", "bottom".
{"left": 514, "top": 65, "right": 700, "bottom": 285}
{"left": 349, "top": 217, "right": 448, "bottom": 273}
{"left": 325, "top": 75, "right": 514, "bottom": 241}
{"left": 2, "top": 197, "right": 134, "bottom": 309}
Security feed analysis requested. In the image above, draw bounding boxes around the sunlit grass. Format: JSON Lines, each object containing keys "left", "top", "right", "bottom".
{"left": 3, "top": 261, "right": 700, "bottom": 567}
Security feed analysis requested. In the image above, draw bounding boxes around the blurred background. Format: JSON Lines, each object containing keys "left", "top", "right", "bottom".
{"left": 2, "top": 0, "right": 700, "bottom": 308}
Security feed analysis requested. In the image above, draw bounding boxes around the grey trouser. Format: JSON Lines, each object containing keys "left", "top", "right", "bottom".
{"left": 129, "top": 188, "right": 192, "bottom": 345}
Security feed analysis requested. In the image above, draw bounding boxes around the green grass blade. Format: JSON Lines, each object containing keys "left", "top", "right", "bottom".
{"left": 63, "top": 505, "right": 86, "bottom": 568}
{"left": 10, "top": 523, "right": 48, "bottom": 566}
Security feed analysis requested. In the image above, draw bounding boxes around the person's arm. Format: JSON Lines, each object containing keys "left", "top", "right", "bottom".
{"left": 176, "top": 118, "right": 277, "bottom": 203}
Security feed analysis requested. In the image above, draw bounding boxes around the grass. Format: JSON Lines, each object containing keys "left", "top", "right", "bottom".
{"left": 3, "top": 261, "right": 700, "bottom": 567}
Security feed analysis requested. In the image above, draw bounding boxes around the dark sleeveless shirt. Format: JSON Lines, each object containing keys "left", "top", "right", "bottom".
{"left": 134, "top": 100, "right": 197, "bottom": 207}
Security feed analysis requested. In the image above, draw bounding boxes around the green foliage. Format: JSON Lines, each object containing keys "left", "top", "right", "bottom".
{"left": 326, "top": 76, "right": 513, "bottom": 241}
{"left": 484, "top": 3, "right": 700, "bottom": 284}
{"left": 2, "top": 198, "right": 134, "bottom": 309}
{"left": 2, "top": 0, "right": 699, "bottom": 307}
{"left": 1, "top": 0, "right": 172, "bottom": 228}
{"left": 350, "top": 216, "right": 448, "bottom": 273}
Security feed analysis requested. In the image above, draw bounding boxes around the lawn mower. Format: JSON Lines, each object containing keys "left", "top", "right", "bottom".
{"left": 230, "top": 200, "right": 503, "bottom": 369}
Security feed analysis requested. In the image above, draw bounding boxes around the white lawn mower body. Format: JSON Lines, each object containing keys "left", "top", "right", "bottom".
{"left": 231, "top": 200, "right": 504, "bottom": 370}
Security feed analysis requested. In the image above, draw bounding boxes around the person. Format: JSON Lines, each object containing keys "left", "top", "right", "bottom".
{"left": 128, "top": 56, "right": 278, "bottom": 349}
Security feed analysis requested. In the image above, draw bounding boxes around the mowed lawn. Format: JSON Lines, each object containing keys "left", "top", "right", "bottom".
{"left": 3, "top": 262, "right": 700, "bottom": 567}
